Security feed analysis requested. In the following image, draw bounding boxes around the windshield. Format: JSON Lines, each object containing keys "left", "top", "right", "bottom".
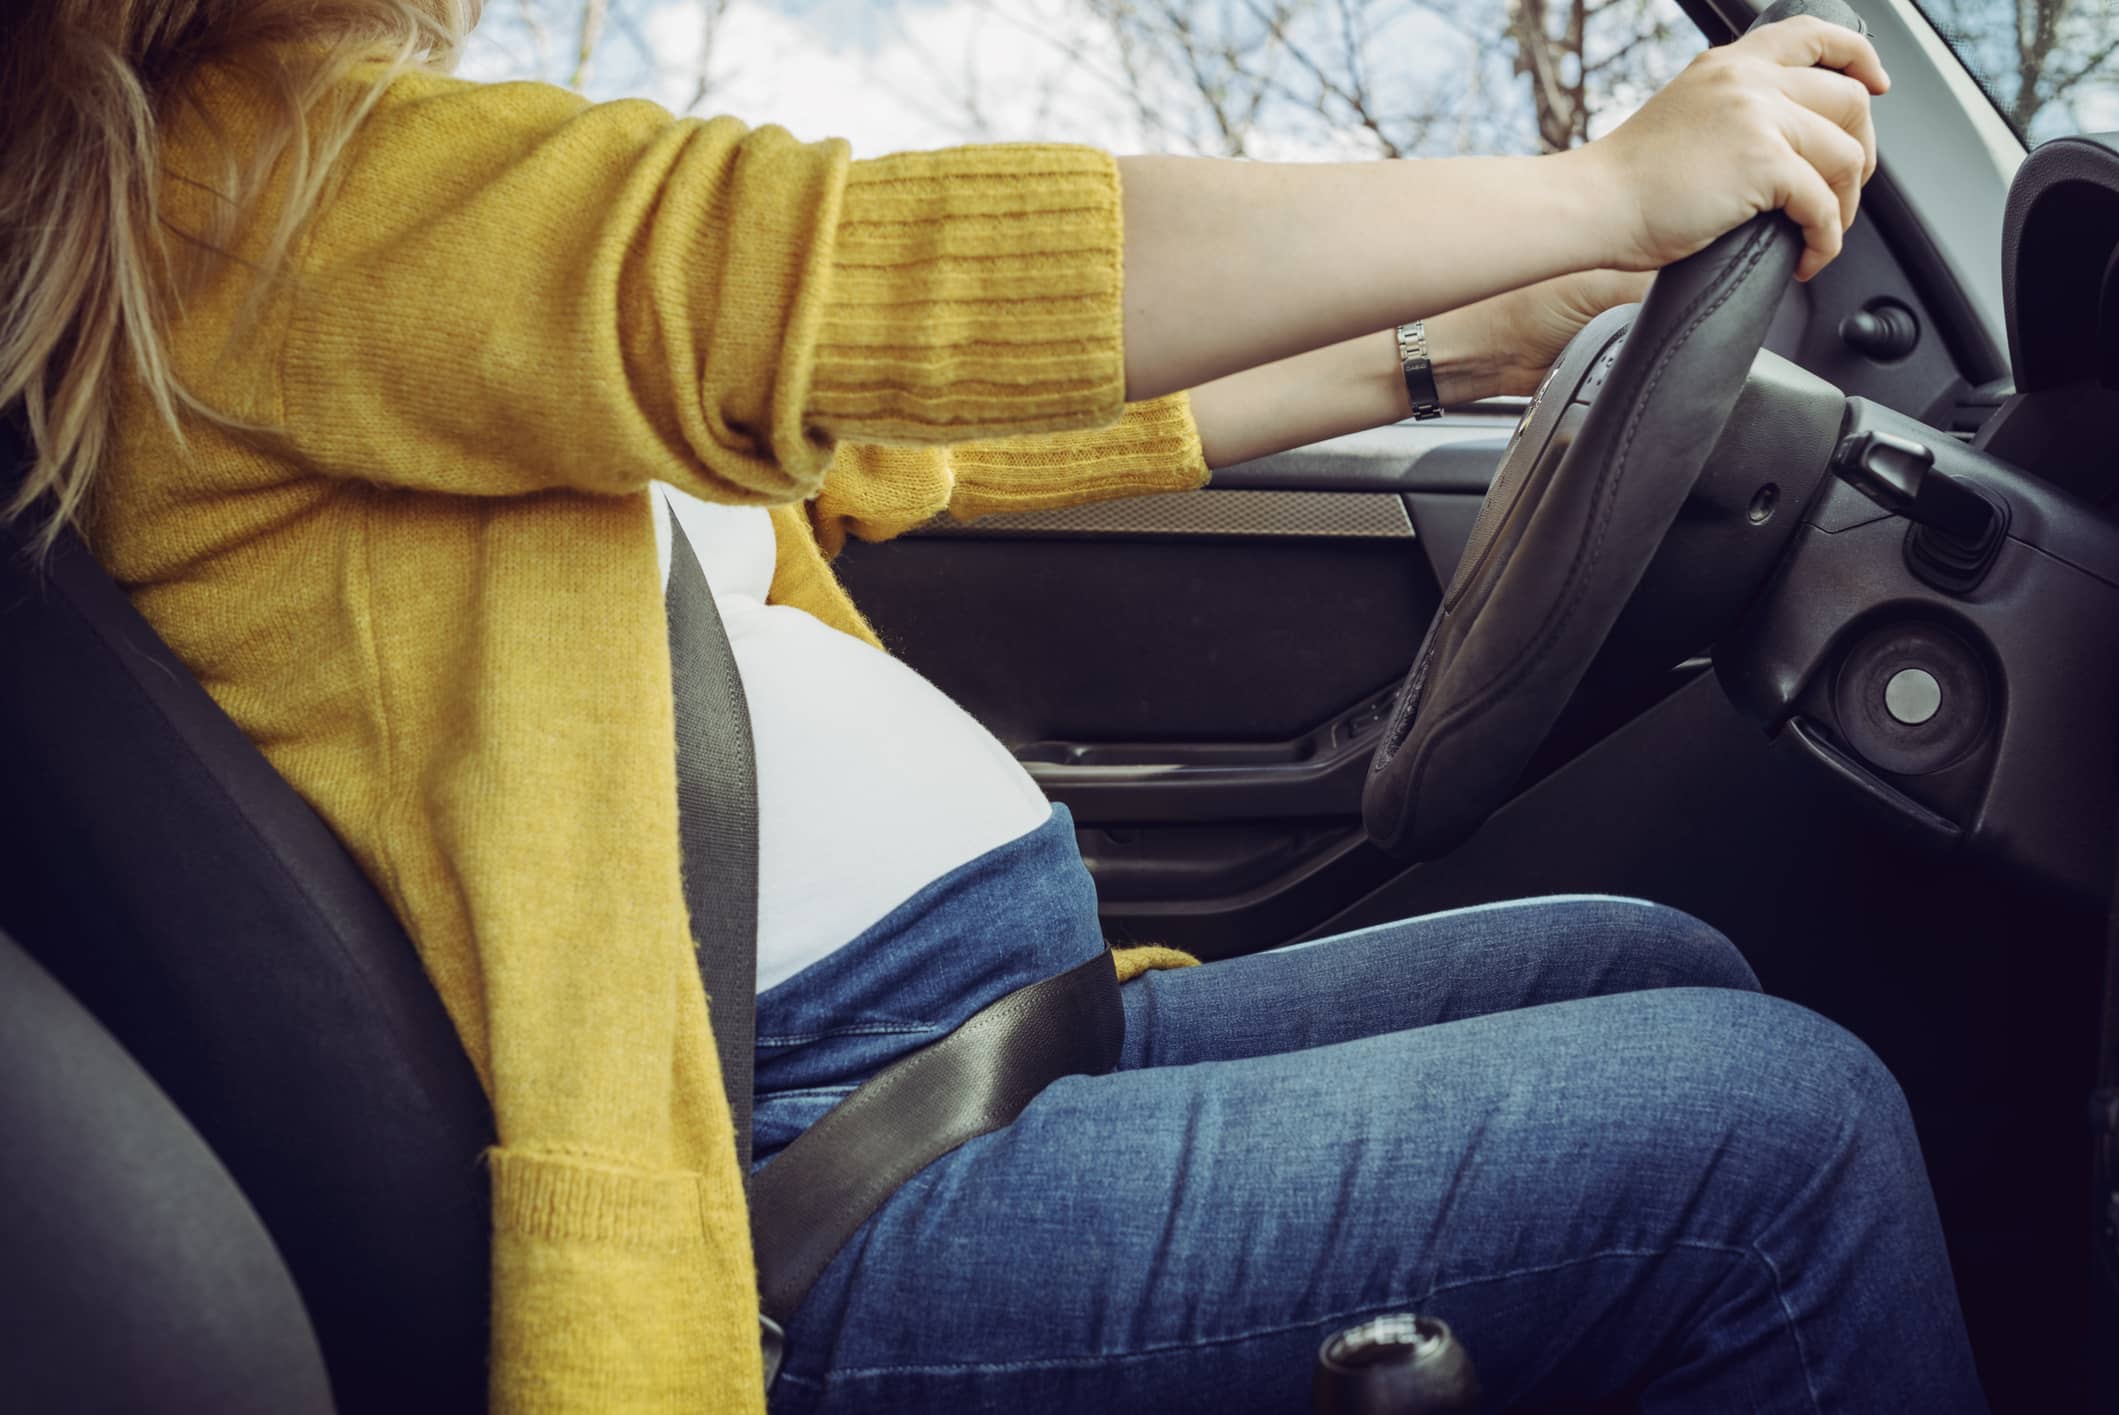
{"left": 1915, "top": 0, "right": 2119, "bottom": 144}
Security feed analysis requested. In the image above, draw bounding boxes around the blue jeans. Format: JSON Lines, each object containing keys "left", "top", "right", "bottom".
{"left": 759, "top": 819, "right": 1984, "bottom": 1413}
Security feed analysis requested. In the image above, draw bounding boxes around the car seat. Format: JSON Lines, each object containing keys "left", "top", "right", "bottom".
{"left": 0, "top": 926, "right": 335, "bottom": 1412}
{"left": 0, "top": 419, "right": 494, "bottom": 1412}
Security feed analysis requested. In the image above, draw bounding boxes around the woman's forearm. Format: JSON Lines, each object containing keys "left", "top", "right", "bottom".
{"left": 1119, "top": 153, "right": 1611, "bottom": 402}
{"left": 1186, "top": 306, "right": 1519, "bottom": 470}
{"left": 1121, "top": 19, "right": 1890, "bottom": 402}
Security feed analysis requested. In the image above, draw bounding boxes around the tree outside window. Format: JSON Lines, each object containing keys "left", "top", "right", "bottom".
{"left": 1920, "top": 0, "right": 2119, "bottom": 145}
{"left": 460, "top": 0, "right": 1699, "bottom": 158}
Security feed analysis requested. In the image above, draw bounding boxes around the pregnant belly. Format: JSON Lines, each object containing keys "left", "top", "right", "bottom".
{"left": 725, "top": 600, "right": 1052, "bottom": 992}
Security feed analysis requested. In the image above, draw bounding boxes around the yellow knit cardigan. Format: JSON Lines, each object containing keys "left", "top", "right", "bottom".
{"left": 95, "top": 61, "right": 1206, "bottom": 1413}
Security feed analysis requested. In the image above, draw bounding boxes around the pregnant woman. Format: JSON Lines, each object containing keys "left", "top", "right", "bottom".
{"left": 0, "top": 0, "right": 1982, "bottom": 1410}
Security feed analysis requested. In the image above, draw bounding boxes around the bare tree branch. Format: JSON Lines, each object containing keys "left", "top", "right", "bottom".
{"left": 567, "top": 0, "right": 608, "bottom": 90}
{"left": 682, "top": 0, "right": 735, "bottom": 115}
{"left": 2029, "top": 26, "right": 2119, "bottom": 118}
{"left": 514, "top": 0, "right": 554, "bottom": 77}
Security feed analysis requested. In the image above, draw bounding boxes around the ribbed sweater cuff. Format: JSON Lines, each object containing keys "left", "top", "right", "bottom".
{"left": 812, "top": 146, "right": 1127, "bottom": 443}
{"left": 490, "top": 1146, "right": 710, "bottom": 1247}
{"left": 946, "top": 392, "right": 1207, "bottom": 522}
{"left": 486, "top": 1146, "right": 764, "bottom": 1413}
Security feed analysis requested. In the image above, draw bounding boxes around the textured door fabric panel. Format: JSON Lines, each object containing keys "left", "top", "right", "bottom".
{"left": 832, "top": 536, "right": 1438, "bottom": 747}
{"left": 910, "top": 488, "right": 1414, "bottom": 541}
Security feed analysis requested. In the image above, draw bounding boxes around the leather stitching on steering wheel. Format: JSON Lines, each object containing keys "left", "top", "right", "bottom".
{"left": 1386, "top": 221, "right": 1777, "bottom": 821}
{"left": 1398, "top": 224, "right": 1773, "bottom": 774}
{"left": 1371, "top": 617, "right": 1441, "bottom": 769}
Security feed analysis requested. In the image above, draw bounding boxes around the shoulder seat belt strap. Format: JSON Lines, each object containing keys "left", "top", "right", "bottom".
{"left": 666, "top": 520, "right": 759, "bottom": 1175}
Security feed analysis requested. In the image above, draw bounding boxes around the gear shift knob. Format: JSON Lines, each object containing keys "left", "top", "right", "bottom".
{"left": 1312, "top": 1314, "right": 1481, "bottom": 1414}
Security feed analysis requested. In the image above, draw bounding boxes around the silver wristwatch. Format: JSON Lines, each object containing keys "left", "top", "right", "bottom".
{"left": 1395, "top": 320, "right": 1443, "bottom": 421}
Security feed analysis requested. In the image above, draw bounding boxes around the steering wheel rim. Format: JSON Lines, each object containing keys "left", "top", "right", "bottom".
{"left": 1362, "top": 208, "right": 1811, "bottom": 860}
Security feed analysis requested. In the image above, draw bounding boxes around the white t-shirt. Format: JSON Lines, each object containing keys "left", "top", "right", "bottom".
{"left": 653, "top": 486, "right": 1051, "bottom": 993}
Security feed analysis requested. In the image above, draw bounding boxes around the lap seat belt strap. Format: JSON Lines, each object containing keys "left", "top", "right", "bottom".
{"left": 665, "top": 520, "right": 1124, "bottom": 1390}
{"left": 748, "top": 950, "right": 1122, "bottom": 1331}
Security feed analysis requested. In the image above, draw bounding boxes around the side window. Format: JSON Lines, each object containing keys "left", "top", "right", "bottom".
{"left": 1917, "top": 0, "right": 2119, "bottom": 144}
{"left": 461, "top": 0, "right": 1701, "bottom": 157}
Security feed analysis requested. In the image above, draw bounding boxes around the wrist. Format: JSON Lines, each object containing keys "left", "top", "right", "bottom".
{"left": 1540, "top": 144, "right": 1651, "bottom": 275}
{"left": 1421, "top": 307, "right": 1517, "bottom": 408}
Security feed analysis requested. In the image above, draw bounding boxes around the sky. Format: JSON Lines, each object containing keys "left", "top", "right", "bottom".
{"left": 454, "top": 0, "right": 1655, "bottom": 160}
{"left": 456, "top": 0, "right": 2119, "bottom": 161}
{"left": 460, "top": 0, "right": 1206, "bottom": 155}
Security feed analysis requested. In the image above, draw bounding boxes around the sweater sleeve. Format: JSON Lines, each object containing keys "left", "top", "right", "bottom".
{"left": 802, "top": 393, "right": 1207, "bottom": 557}
{"left": 276, "top": 72, "right": 1133, "bottom": 503}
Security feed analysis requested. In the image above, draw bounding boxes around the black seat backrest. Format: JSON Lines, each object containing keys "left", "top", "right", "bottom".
{"left": 0, "top": 927, "right": 336, "bottom": 1415}
{"left": 0, "top": 428, "right": 494, "bottom": 1413}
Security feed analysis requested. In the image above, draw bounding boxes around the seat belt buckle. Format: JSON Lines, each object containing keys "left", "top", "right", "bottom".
{"left": 761, "top": 1314, "right": 788, "bottom": 1390}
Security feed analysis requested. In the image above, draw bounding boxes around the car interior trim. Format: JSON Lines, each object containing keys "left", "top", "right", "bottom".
{"left": 912, "top": 488, "right": 1417, "bottom": 541}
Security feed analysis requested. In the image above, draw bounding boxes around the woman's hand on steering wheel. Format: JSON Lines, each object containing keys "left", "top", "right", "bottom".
{"left": 1434, "top": 270, "right": 1654, "bottom": 403}
{"left": 1573, "top": 15, "right": 1889, "bottom": 283}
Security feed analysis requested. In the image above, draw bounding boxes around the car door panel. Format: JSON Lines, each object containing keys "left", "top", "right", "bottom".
{"left": 835, "top": 527, "right": 1431, "bottom": 746}
{"left": 831, "top": 417, "right": 1513, "bottom": 953}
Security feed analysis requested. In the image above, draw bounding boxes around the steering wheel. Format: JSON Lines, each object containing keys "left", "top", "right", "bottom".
{"left": 1363, "top": 0, "right": 1871, "bottom": 860}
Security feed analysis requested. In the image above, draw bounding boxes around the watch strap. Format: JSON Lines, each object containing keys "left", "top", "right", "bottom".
{"left": 1396, "top": 321, "right": 1443, "bottom": 421}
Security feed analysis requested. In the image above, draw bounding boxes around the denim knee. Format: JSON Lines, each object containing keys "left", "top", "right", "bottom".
{"left": 1614, "top": 901, "right": 1759, "bottom": 994}
{"left": 1745, "top": 992, "right": 1916, "bottom": 1144}
{"left": 1519, "top": 897, "right": 1759, "bottom": 998}
{"left": 1637, "top": 989, "right": 1921, "bottom": 1203}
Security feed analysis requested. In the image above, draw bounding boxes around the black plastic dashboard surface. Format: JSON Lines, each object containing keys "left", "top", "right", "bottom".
{"left": 2001, "top": 133, "right": 2119, "bottom": 392}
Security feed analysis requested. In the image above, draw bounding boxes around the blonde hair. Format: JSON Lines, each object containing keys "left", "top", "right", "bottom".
{"left": 0, "top": 0, "right": 477, "bottom": 551}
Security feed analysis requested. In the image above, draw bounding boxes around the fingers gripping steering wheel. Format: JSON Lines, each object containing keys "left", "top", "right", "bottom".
{"left": 1362, "top": 0, "right": 1871, "bottom": 860}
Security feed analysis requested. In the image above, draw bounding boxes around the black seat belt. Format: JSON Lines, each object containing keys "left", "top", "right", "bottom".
{"left": 666, "top": 517, "right": 760, "bottom": 1177}
{"left": 663, "top": 513, "right": 1123, "bottom": 1392}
